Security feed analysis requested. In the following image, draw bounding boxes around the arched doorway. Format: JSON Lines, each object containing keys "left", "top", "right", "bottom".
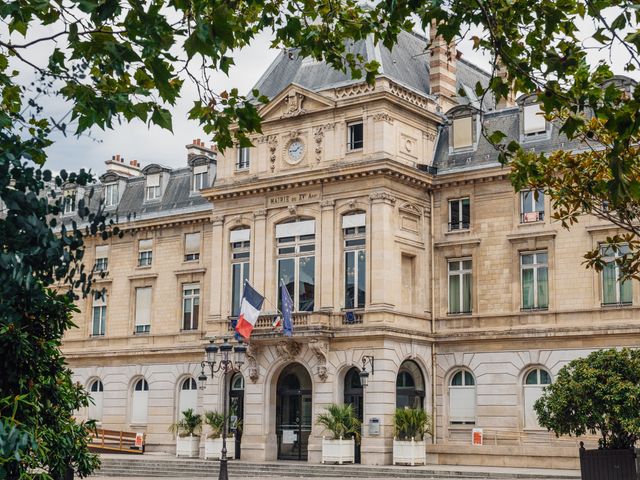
{"left": 229, "top": 372, "right": 244, "bottom": 459}
{"left": 276, "top": 363, "right": 312, "bottom": 460}
{"left": 343, "top": 367, "right": 363, "bottom": 463}
{"left": 396, "top": 360, "right": 426, "bottom": 409}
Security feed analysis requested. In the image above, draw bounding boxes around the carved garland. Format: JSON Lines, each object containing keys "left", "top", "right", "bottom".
{"left": 246, "top": 343, "right": 261, "bottom": 383}
{"left": 309, "top": 339, "right": 329, "bottom": 382}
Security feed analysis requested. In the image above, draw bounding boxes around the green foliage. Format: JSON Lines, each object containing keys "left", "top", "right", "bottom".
{"left": 169, "top": 409, "right": 203, "bottom": 438}
{"left": 316, "top": 404, "right": 361, "bottom": 443}
{"left": 393, "top": 408, "right": 432, "bottom": 441}
{"left": 534, "top": 348, "right": 640, "bottom": 449}
{"left": 204, "top": 411, "right": 225, "bottom": 439}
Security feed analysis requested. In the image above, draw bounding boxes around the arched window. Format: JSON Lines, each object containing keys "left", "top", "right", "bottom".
{"left": 523, "top": 368, "right": 551, "bottom": 429}
{"left": 231, "top": 373, "right": 245, "bottom": 391}
{"left": 131, "top": 378, "right": 149, "bottom": 424}
{"left": 178, "top": 377, "right": 198, "bottom": 417}
{"left": 396, "top": 360, "right": 425, "bottom": 409}
{"left": 276, "top": 219, "right": 315, "bottom": 312}
{"left": 449, "top": 370, "right": 475, "bottom": 424}
{"left": 343, "top": 213, "right": 366, "bottom": 309}
{"left": 88, "top": 379, "right": 104, "bottom": 422}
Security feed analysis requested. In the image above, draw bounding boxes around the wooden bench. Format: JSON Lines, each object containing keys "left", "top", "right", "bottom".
{"left": 89, "top": 428, "right": 145, "bottom": 454}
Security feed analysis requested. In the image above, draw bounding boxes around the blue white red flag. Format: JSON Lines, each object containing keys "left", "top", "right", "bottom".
{"left": 235, "top": 281, "right": 265, "bottom": 339}
{"left": 280, "top": 280, "right": 294, "bottom": 337}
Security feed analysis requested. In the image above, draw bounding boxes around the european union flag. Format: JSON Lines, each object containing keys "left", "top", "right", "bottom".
{"left": 280, "top": 280, "right": 294, "bottom": 337}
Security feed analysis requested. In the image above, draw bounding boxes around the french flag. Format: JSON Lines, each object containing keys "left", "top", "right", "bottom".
{"left": 235, "top": 281, "right": 265, "bottom": 339}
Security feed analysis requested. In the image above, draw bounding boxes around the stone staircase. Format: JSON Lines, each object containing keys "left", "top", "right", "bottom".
{"left": 96, "top": 456, "right": 580, "bottom": 479}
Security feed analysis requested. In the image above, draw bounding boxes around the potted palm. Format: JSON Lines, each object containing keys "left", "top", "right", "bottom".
{"left": 393, "top": 407, "right": 431, "bottom": 465}
{"left": 169, "top": 408, "right": 202, "bottom": 458}
{"left": 204, "top": 411, "right": 236, "bottom": 460}
{"left": 317, "top": 404, "right": 360, "bottom": 464}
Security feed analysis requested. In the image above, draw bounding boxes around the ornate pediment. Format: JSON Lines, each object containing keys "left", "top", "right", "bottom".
{"left": 259, "top": 84, "right": 335, "bottom": 122}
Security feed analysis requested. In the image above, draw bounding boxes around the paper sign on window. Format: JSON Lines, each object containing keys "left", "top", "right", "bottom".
{"left": 282, "top": 429, "right": 297, "bottom": 444}
{"left": 135, "top": 433, "right": 144, "bottom": 448}
{"left": 472, "top": 428, "right": 483, "bottom": 446}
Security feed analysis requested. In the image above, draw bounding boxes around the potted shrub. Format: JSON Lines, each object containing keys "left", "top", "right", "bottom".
{"left": 317, "top": 404, "right": 360, "bottom": 464}
{"left": 169, "top": 408, "right": 202, "bottom": 458}
{"left": 392, "top": 407, "right": 431, "bottom": 465}
{"left": 535, "top": 348, "right": 640, "bottom": 480}
{"left": 204, "top": 411, "right": 236, "bottom": 460}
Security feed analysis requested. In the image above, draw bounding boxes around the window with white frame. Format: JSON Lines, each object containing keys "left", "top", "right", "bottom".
{"left": 184, "top": 232, "right": 200, "bottom": 262}
{"left": 92, "top": 292, "right": 107, "bottom": 336}
{"left": 230, "top": 228, "right": 250, "bottom": 317}
{"left": 520, "top": 189, "right": 544, "bottom": 223}
{"left": 523, "top": 368, "right": 551, "bottom": 429}
{"left": 452, "top": 116, "right": 473, "bottom": 150}
{"left": 138, "top": 239, "right": 153, "bottom": 267}
{"left": 63, "top": 190, "right": 76, "bottom": 214}
{"left": 88, "top": 379, "right": 104, "bottom": 422}
{"left": 521, "top": 251, "right": 548, "bottom": 310}
{"left": 236, "top": 147, "right": 250, "bottom": 170}
{"left": 131, "top": 378, "right": 149, "bottom": 424}
{"left": 145, "top": 174, "right": 161, "bottom": 200}
{"left": 601, "top": 244, "right": 632, "bottom": 305}
{"left": 182, "top": 284, "right": 200, "bottom": 331}
{"left": 134, "top": 287, "right": 152, "bottom": 334}
{"left": 347, "top": 122, "right": 364, "bottom": 151}
{"left": 192, "top": 165, "right": 208, "bottom": 191}
{"left": 523, "top": 103, "right": 546, "bottom": 136}
{"left": 104, "top": 183, "right": 119, "bottom": 207}
{"left": 178, "top": 378, "right": 198, "bottom": 417}
{"left": 95, "top": 245, "right": 109, "bottom": 272}
{"left": 449, "top": 370, "right": 476, "bottom": 424}
{"left": 448, "top": 198, "right": 470, "bottom": 231}
{"left": 276, "top": 220, "right": 315, "bottom": 312}
{"left": 343, "top": 213, "right": 366, "bottom": 309}
{"left": 448, "top": 259, "right": 472, "bottom": 314}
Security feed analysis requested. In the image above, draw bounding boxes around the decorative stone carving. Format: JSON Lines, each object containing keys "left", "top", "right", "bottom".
{"left": 309, "top": 339, "right": 329, "bottom": 382}
{"left": 212, "top": 215, "right": 225, "bottom": 226}
{"left": 246, "top": 344, "right": 260, "bottom": 383}
{"left": 253, "top": 209, "right": 267, "bottom": 219}
{"left": 347, "top": 199, "right": 357, "bottom": 210}
{"left": 281, "top": 93, "right": 307, "bottom": 118}
{"left": 320, "top": 199, "right": 335, "bottom": 209}
{"left": 335, "top": 83, "right": 375, "bottom": 99}
{"left": 275, "top": 340, "right": 301, "bottom": 360}
{"left": 423, "top": 131, "right": 437, "bottom": 142}
{"left": 268, "top": 135, "right": 278, "bottom": 172}
{"left": 369, "top": 191, "right": 397, "bottom": 204}
{"left": 313, "top": 127, "right": 324, "bottom": 163}
{"left": 287, "top": 205, "right": 297, "bottom": 216}
{"left": 372, "top": 112, "right": 394, "bottom": 124}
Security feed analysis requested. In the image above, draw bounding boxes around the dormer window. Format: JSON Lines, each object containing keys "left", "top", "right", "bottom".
{"left": 237, "top": 147, "right": 250, "bottom": 171}
{"left": 452, "top": 116, "right": 473, "bottom": 150}
{"left": 63, "top": 190, "right": 76, "bottom": 215}
{"left": 523, "top": 103, "right": 546, "bottom": 136}
{"left": 146, "top": 174, "right": 161, "bottom": 200}
{"left": 104, "top": 183, "right": 119, "bottom": 207}
{"left": 193, "top": 165, "right": 208, "bottom": 191}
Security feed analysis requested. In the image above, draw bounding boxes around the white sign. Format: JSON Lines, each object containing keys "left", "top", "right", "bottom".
{"left": 282, "top": 429, "right": 297, "bottom": 444}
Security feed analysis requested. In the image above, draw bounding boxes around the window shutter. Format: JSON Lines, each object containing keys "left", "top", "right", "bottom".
{"left": 146, "top": 174, "right": 160, "bottom": 187}
{"left": 135, "top": 287, "right": 152, "bottom": 326}
{"left": 230, "top": 228, "right": 250, "bottom": 243}
{"left": 450, "top": 386, "right": 476, "bottom": 422}
{"left": 193, "top": 165, "right": 208, "bottom": 174}
{"left": 524, "top": 104, "right": 546, "bottom": 134}
{"left": 342, "top": 213, "right": 366, "bottom": 229}
{"left": 275, "top": 219, "right": 315, "bottom": 238}
{"left": 95, "top": 245, "right": 109, "bottom": 259}
{"left": 185, "top": 233, "right": 200, "bottom": 255}
{"left": 88, "top": 390, "right": 103, "bottom": 422}
{"left": 131, "top": 390, "right": 148, "bottom": 424}
{"left": 453, "top": 117, "right": 473, "bottom": 148}
{"left": 179, "top": 388, "right": 198, "bottom": 415}
{"left": 524, "top": 386, "right": 544, "bottom": 429}
{"left": 139, "top": 239, "right": 152, "bottom": 251}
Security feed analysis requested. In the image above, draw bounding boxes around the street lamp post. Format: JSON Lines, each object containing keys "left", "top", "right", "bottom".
{"left": 199, "top": 338, "right": 246, "bottom": 480}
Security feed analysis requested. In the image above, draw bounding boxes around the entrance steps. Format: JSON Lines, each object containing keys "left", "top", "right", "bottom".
{"left": 96, "top": 455, "right": 580, "bottom": 479}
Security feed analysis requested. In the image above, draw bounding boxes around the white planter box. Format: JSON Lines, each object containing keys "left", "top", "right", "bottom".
{"left": 393, "top": 438, "right": 426, "bottom": 466}
{"left": 321, "top": 437, "right": 355, "bottom": 464}
{"left": 175, "top": 435, "right": 201, "bottom": 458}
{"left": 204, "top": 437, "right": 236, "bottom": 460}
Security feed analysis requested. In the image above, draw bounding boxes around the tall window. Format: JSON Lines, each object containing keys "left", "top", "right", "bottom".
{"left": 343, "top": 213, "right": 366, "bottom": 309}
{"left": 131, "top": 378, "right": 149, "bottom": 424}
{"left": 276, "top": 220, "right": 315, "bottom": 312}
{"left": 184, "top": 232, "right": 201, "bottom": 262}
{"left": 237, "top": 147, "right": 250, "bottom": 170}
{"left": 523, "top": 368, "right": 551, "bottom": 429}
{"left": 396, "top": 360, "right": 425, "bottom": 409}
{"left": 92, "top": 292, "right": 107, "bottom": 336}
{"left": 449, "top": 370, "right": 476, "bottom": 424}
{"left": 601, "top": 244, "right": 632, "bottom": 305}
{"left": 347, "top": 122, "right": 364, "bottom": 151}
{"left": 63, "top": 190, "right": 76, "bottom": 214}
{"left": 145, "top": 174, "right": 161, "bottom": 200}
{"left": 448, "top": 259, "right": 472, "bottom": 314}
{"left": 134, "top": 287, "right": 152, "bottom": 333}
{"left": 230, "top": 228, "right": 250, "bottom": 317}
{"left": 520, "top": 190, "right": 544, "bottom": 223}
{"left": 95, "top": 245, "right": 109, "bottom": 272}
{"left": 448, "top": 198, "right": 470, "bottom": 230}
{"left": 179, "top": 378, "right": 198, "bottom": 416}
{"left": 138, "top": 239, "right": 153, "bottom": 267}
{"left": 192, "top": 165, "right": 208, "bottom": 191}
{"left": 105, "top": 183, "right": 119, "bottom": 207}
{"left": 182, "top": 284, "right": 200, "bottom": 330}
{"left": 88, "top": 379, "right": 104, "bottom": 422}
{"left": 521, "top": 251, "right": 548, "bottom": 310}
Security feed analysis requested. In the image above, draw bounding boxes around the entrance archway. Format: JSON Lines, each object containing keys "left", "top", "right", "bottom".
{"left": 343, "top": 367, "right": 363, "bottom": 463}
{"left": 276, "top": 363, "right": 312, "bottom": 460}
{"left": 229, "top": 372, "right": 244, "bottom": 459}
{"left": 396, "top": 360, "right": 426, "bottom": 409}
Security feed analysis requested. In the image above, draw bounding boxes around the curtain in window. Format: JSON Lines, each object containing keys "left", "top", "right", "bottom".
{"left": 449, "top": 275, "right": 460, "bottom": 313}
{"left": 463, "top": 272, "right": 472, "bottom": 312}
{"left": 603, "top": 263, "right": 617, "bottom": 304}
{"left": 537, "top": 267, "right": 548, "bottom": 308}
{"left": 357, "top": 251, "right": 366, "bottom": 307}
{"left": 298, "top": 256, "right": 315, "bottom": 311}
{"left": 522, "top": 269, "right": 534, "bottom": 309}
{"left": 621, "top": 277, "right": 632, "bottom": 303}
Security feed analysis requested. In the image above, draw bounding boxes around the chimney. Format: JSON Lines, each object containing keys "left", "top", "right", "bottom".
{"left": 186, "top": 138, "right": 217, "bottom": 163}
{"left": 429, "top": 20, "right": 458, "bottom": 110}
{"left": 105, "top": 153, "right": 142, "bottom": 177}
{"left": 495, "top": 58, "right": 516, "bottom": 110}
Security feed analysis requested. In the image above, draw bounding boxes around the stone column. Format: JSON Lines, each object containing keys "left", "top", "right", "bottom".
{"left": 319, "top": 200, "right": 335, "bottom": 311}
{"left": 369, "top": 192, "right": 397, "bottom": 310}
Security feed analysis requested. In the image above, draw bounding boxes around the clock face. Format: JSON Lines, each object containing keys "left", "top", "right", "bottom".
{"left": 287, "top": 140, "right": 304, "bottom": 163}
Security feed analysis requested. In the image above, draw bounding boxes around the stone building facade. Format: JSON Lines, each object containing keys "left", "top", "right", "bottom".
{"left": 62, "top": 30, "right": 640, "bottom": 469}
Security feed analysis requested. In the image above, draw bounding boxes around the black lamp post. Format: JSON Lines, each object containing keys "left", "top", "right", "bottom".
{"left": 199, "top": 338, "right": 246, "bottom": 480}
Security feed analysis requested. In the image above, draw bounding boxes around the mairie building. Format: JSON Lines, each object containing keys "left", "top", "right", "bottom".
{"left": 61, "top": 30, "right": 640, "bottom": 469}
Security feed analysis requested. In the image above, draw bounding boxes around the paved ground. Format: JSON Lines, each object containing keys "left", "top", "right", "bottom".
{"left": 90, "top": 477, "right": 554, "bottom": 480}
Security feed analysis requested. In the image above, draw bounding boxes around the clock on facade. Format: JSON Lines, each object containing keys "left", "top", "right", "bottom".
{"left": 286, "top": 139, "right": 304, "bottom": 163}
